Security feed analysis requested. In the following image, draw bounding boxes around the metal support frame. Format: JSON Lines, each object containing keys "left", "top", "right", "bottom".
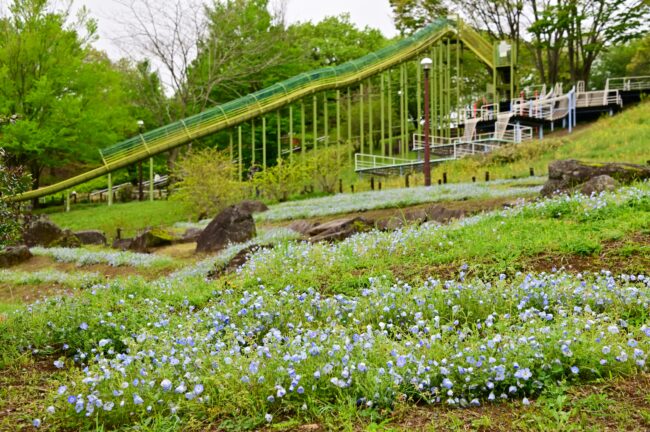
{"left": 149, "top": 157, "right": 154, "bottom": 202}
{"left": 360, "top": 83, "right": 365, "bottom": 154}
{"left": 107, "top": 173, "right": 113, "bottom": 206}
{"left": 238, "top": 126, "right": 243, "bottom": 180}
{"left": 262, "top": 117, "right": 267, "bottom": 168}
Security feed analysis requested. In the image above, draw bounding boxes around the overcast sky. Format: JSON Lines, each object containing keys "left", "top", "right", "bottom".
{"left": 75, "top": 0, "right": 399, "bottom": 60}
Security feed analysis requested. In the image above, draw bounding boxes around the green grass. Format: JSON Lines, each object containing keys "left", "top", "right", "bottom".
{"left": 45, "top": 200, "right": 193, "bottom": 240}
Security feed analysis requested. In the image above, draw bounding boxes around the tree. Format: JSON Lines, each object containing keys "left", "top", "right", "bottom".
{"left": 115, "top": 0, "right": 291, "bottom": 167}
{"left": 0, "top": 0, "right": 133, "bottom": 203}
{"left": 392, "top": 0, "right": 649, "bottom": 86}
{"left": 287, "top": 14, "right": 386, "bottom": 68}
{"left": 170, "top": 147, "right": 245, "bottom": 217}
{"left": 0, "top": 147, "right": 29, "bottom": 246}
{"left": 389, "top": 0, "right": 447, "bottom": 35}
{"left": 627, "top": 33, "right": 650, "bottom": 76}
{"left": 561, "top": 0, "right": 648, "bottom": 85}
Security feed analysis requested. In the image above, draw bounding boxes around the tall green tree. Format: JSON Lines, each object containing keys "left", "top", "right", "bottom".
{"left": 0, "top": 0, "right": 133, "bottom": 199}
{"left": 389, "top": 0, "right": 447, "bottom": 35}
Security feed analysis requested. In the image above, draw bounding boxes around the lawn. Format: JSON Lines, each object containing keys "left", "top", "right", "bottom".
{"left": 45, "top": 200, "right": 193, "bottom": 240}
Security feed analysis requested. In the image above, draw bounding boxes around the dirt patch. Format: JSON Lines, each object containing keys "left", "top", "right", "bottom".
{"left": 0, "top": 282, "right": 71, "bottom": 305}
{"left": 155, "top": 242, "right": 198, "bottom": 259}
{"left": 358, "top": 373, "right": 650, "bottom": 432}
{"left": 0, "top": 357, "right": 63, "bottom": 431}
{"left": 523, "top": 233, "right": 650, "bottom": 275}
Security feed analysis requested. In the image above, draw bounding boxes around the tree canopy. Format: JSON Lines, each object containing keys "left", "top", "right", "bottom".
{"left": 0, "top": 0, "right": 133, "bottom": 194}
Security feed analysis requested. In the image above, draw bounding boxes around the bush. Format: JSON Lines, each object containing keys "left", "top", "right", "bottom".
{"left": 307, "top": 144, "right": 348, "bottom": 194}
{"left": 117, "top": 184, "right": 133, "bottom": 202}
{"left": 253, "top": 158, "right": 310, "bottom": 202}
{"left": 0, "top": 149, "right": 29, "bottom": 247}
{"left": 170, "top": 148, "right": 245, "bottom": 217}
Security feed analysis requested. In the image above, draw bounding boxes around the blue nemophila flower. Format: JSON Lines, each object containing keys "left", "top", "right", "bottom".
{"left": 358, "top": 363, "right": 367, "bottom": 372}
{"left": 160, "top": 379, "right": 172, "bottom": 391}
{"left": 57, "top": 386, "right": 67, "bottom": 395}
{"left": 67, "top": 395, "right": 77, "bottom": 404}
{"left": 265, "top": 413, "right": 273, "bottom": 423}
{"left": 53, "top": 360, "right": 64, "bottom": 369}
{"left": 79, "top": 322, "right": 88, "bottom": 331}
{"left": 570, "top": 366, "right": 579, "bottom": 374}
{"left": 32, "top": 419, "right": 41, "bottom": 428}
{"left": 133, "top": 394, "right": 144, "bottom": 405}
{"left": 514, "top": 368, "right": 532, "bottom": 380}
{"left": 442, "top": 378, "right": 453, "bottom": 389}
{"left": 194, "top": 384, "right": 204, "bottom": 395}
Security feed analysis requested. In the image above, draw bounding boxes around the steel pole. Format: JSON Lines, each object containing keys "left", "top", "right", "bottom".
{"left": 423, "top": 68, "right": 432, "bottom": 186}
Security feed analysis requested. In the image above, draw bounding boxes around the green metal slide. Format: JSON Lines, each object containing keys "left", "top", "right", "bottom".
{"left": 12, "top": 17, "right": 494, "bottom": 202}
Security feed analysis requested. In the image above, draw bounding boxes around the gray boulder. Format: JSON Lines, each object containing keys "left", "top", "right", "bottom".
{"left": 307, "top": 217, "right": 371, "bottom": 243}
{"left": 23, "top": 218, "right": 64, "bottom": 247}
{"left": 196, "top": 206, "right": 256, "bottom": 253}
{"left": 581, "top": 175, "right": 619, "bottom": 196}
{"left": 129, "top": 228, "right": 174, "bottom": 253}
{"left": 180, "top": 228, "right": 203, "bottom": 243}
{"left": 112, "top": 238, "right": 133, "bottom": 251}
{"left": 287, "top": 220, "right": 319, "bottom": 236}
{"left": 75, "top": 230, "right": 107, "bottom": 246}
{"left": 52, "top": 229, "right": 81, "bottom": 248}
{"left": 236, "top": 200, "right": 269, "bottom": 214}
{"left": 541, "top": 159, "right": 650, "bottom": 196}
{"left": 0, "top": 246, "right": 32, "bottom": 268}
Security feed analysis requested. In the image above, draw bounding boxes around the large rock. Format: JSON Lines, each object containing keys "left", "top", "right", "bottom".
{"left": 541, "top": 159, "right": 650, "bottom": 196}
{"left": 375, "top": 205, "right": 466, "bottom": 231}
{"left": 112, "top": 238, "right": 133, "bottom": 251}
{"left": 0, "top": 246, "right": 32, "bottom": 268}
{"left": 180, "top": 228, "right": 203, "bottom": 243}
{"left": 287, "top": 220, "right": 319, "bottom": 236}
{"left": 129, "top": 228, "right": 174, "bottom": 253}
{"left": 307, "top": 217, "right": 371, "bottom": 243}
{"left": 23, "top": 218, "right": 64, "bottom": 247}
{"left": 581, "top": 175, "right": 619, "bottom": 196}
{"left": 196, "top": 206, "right": 256, "bottom": 253}
{"left": 236, "top": 200, "right": 269, "bottom": 214}
{"left": 51, "top": 229, "right": 81, "bottom": 248}
{"left": 74, "top": 230, "right": 107, "bottom": 246}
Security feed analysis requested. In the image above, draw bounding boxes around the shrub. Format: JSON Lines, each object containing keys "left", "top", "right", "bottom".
{"left": 0, "top": 148, "right": 29, "bottom": 247}
{"left": 253, "top": 158, "right": 310, "bottom": 201}
{"left": 307, "top": 144, "right": 348, "bottom": 193}
{"left": 170, "top": 148, "right": 245, "bottom": 217}
{"left": 117, "top": 184, "right": 133, "bottom": 202}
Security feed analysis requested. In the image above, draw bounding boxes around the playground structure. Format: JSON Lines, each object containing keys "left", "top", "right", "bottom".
{"left": 9, "top": 16, "right": 650, "bottom": 203}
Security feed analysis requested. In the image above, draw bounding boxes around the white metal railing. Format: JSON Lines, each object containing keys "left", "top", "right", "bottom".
{"left": 355, "top": 153, "right": 421, "bottom": 171}
{"left": 575, "top": 90, "right": 622, "bottom": 108}
{"left": 458, "top": 103, "right": 500, "bottom": 121}
{"left": 606, "top": 76, "right": 650, "bottom": 92}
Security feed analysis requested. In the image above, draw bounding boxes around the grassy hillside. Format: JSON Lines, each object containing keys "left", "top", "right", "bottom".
{"left": 429, "top": 100, "right": 650, "bottom": 184}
